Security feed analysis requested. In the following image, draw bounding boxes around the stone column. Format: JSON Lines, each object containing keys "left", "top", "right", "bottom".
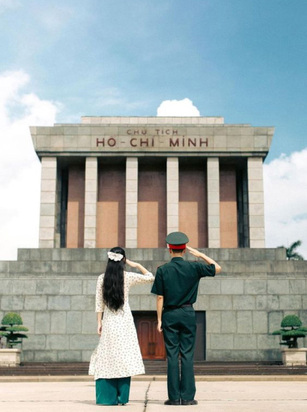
{"left": 207, "top": 158, "right": 220, "bottom": 248}
{"left": 248, "top": 157, "right": 265, "bottom": 248}
{"left": 39, "top": 157, "right": 57, "bottom": 248}
{"left": 84, "top": 157, "right": 98, "bottom": 248}
{"left": 167, "top": 157, "right": 179, "bottom": 234}
{"left": 126, "top": 157, "right": 138, "bottom": 248}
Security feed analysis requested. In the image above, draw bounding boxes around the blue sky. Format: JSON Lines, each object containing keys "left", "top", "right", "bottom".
{"left": 0, "top": 0, "right": 307, "bottom": 258}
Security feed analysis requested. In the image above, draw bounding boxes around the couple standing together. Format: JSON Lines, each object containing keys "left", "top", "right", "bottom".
{"left": 89, "top": 231, "right": 222, "bottom": 406}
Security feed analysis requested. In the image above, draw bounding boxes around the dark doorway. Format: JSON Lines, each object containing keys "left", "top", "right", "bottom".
{"left": 134, "top": 311, "right": 206, "bottom": 361}
{"left": 195, "top": 311, "right": 206, "bottom": 361}
{"left": 134, "top": 313, "right": 166, "bottom": 359}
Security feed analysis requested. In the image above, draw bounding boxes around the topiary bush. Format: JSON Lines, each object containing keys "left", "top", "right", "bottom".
{"left": 272, "top": 314, "right": 307, "bottom": 349}
{"left": 0, "top": 312, "right": 29, "bottom": 348}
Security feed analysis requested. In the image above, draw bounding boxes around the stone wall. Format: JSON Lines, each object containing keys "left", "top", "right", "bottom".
{"left": 0, "top": 248, "right": 306, "bottom": 362}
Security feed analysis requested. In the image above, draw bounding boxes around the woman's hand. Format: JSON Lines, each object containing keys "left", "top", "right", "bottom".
{"left": 126, "top": 258, "right": 151, "bottom": 275}
{"left": 97, "top": 322, "right": 102, "bottom": 336}
{"left": 126, "top": 258, "right": 138, "bottom": 268}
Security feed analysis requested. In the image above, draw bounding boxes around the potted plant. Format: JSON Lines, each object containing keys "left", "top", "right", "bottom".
{"left": 0, "top": 312, "right": 29, "bottom": 367}
{"left": 272, "top": 314, "right": 307, "bottom": 366}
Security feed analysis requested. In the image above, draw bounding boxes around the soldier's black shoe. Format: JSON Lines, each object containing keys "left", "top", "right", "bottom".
{"left": 164, "top": 399, "right": 180, "bottom": 405}
{"left": 181, "top": 399, "right": 198, "bottom": 405}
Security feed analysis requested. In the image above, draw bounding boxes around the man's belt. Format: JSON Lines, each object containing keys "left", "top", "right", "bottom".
{"left": 164, "top": 304, "right": 192, "bottom": 310}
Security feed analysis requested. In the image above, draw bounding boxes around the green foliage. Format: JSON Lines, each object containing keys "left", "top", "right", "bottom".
{"left": 272, "top": 314, "right": 307, "bottom": 349}
{"left": 0, "top": 312, "right": 28, "bottom": 348}
{"left": 281, "top": 315, "right": 302, "bottom": 328}
{"left": 1, "top": 312, "right": 23, "bottom": 326}
{"left": 5, "top": 326, "right": 28, "bottom": 332}
{"left": 278, "top": 240, "right": 304, "bottom": 260}
{"left": 282, "top": 329, "right": 306, "bottom": 338}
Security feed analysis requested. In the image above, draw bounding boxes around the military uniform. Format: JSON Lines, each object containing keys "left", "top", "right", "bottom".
{"left": 151, "top": 232, "right": 215, "bottom": 403}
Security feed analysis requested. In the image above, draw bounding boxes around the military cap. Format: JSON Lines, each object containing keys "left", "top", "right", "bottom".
{"left": 166, "top": 231, "right": 189, "bottom": 249}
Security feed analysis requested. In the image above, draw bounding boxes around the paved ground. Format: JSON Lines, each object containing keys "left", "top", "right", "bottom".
{"left": 1, "top": 376, "right": 307, "bottom": 412}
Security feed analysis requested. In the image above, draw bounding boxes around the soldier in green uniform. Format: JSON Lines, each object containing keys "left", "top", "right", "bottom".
{"left": 151, "top": 232, "right": 221, "bottom": 406}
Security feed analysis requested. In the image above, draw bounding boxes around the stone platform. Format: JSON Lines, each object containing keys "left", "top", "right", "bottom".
{"left": 1, "top": 361, "right": 307, "bottom": 377}
{"left": 1, "top": 247, "right": 307, "bottom": 362}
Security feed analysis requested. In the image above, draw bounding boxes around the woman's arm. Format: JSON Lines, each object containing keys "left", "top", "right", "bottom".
{"left": 95, "top": 275, "right": 105, "bottom": 312}
{"left": 97, "top": 312, "right": 103, "bottom": 335}
{"left": 126, "top": 258, "right": 151, "bottom": 275}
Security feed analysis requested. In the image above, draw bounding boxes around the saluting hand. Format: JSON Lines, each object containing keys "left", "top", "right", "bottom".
{"left": 126, "top": 258, "right": 151, "bottom": 275}
{"left": 187, "top": 246, "right": 222, "bottom": 273}
{"left": 126, "top": 259, "right": 137, "bottom": 268}
{"left": 186, "top": 246, "right": 201, "bottom": 257}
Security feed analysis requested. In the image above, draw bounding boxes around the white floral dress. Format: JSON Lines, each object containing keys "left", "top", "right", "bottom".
{"left": 89, "top": 271, "right": 154, "bottom": 380}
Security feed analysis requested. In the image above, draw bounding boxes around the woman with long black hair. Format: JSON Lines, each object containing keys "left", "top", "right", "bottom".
{"left": 89, "top": 246, "right": 154, "bottom": 405}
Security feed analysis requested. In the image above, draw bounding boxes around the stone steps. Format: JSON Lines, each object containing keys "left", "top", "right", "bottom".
{"left": 1, "top": 361, "right": 307, "bottom": 376}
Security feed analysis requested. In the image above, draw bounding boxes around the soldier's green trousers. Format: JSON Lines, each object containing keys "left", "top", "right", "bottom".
{"left": 162, "top": 306, "right": 196, "bottom": 402}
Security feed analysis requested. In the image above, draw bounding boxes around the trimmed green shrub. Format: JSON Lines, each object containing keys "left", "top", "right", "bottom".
{"left": 0, "top": 312, "right": 29, "bottom": 348}
{"left": 273, "top": 315, "right": 307, "bottom": 349}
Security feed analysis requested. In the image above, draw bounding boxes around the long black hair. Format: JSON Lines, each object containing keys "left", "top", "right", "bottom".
{"left": 103, "top": 246, "right": 126, "bottom": 311}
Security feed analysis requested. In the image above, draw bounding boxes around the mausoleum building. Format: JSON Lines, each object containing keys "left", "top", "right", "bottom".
{"left": 1, "top": 116, "right": 306, "bottom": 364}
{"left": 31, "top": 116, "right": 273, "bottom": 252}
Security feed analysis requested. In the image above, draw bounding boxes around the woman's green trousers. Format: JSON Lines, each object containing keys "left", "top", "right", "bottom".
{"left": 96, "top": 377, "right": 131, "bottom": 405}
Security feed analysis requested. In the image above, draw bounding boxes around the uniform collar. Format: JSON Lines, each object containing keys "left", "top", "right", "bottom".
{"left": 171, "top": 257, "right": 184, "bottom": 261}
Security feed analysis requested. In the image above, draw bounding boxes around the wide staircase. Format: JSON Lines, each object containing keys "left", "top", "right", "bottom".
{"left": 1, "top": 361, "right": 307, "bottom": 376}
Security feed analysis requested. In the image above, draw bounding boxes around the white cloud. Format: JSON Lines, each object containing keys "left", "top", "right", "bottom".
{"left": 34, "top": 4, "right": 75, "bottom": 32}
{"left": 264, "top": 149, "right": 307, "bottom": 259}
{"left": 0, "top": 70, "right": 58, "bottom": 260}
{"left": 1, "top": 83, "right": 306, "bottom": 262}
{"left": 157, "top": 98, "right": 200, "bottom": 116}
{"left": 0, "top": 0, "right": 20, "bottom": 14}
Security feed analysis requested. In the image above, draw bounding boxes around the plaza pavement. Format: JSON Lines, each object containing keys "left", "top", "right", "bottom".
{"left": 1, "top": 375, "right": 307, "bottom": 412}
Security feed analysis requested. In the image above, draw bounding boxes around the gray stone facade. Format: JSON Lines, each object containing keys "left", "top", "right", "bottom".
{"left": 1, "top": 248, "right": 306, "bottom": 362}
{"left": 31, "top": 116, "right": 273, "bottom": 157}
{"left": 30, "top": 116, "right": 274, "bottom": 250}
